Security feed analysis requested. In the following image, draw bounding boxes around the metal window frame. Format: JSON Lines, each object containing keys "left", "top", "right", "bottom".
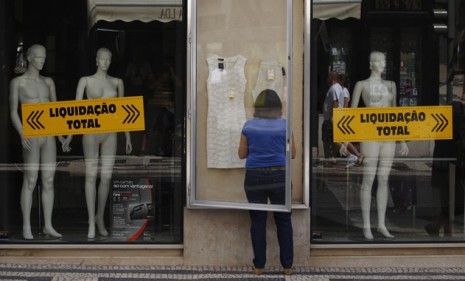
{"left": 186, "top": 0, "right": 300, "bottom": 212}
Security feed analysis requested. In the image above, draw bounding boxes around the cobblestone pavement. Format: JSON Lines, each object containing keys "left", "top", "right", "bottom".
{"left": 2, "top": 264, "right": 465, "bottom": 280}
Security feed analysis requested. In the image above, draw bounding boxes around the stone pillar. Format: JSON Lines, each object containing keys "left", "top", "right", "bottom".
{"left": 183, "top": 208, "right": 310, "bottom": 266}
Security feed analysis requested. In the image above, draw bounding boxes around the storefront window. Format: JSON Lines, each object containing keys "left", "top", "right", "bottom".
{"left": 188, "top": 0, "right": 307, "bottom": 211}
{"left": 0, "top": 0, "right": 185, "bottom": 243}
{"left": 311, "top": 0, "right": 465, "bottom": 243}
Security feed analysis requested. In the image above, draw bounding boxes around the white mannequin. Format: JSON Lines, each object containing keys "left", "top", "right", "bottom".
{"left": 9, "top": 44, "right": 64, "bottom": 240}
{"left": 351, "top": 51, "right": 409, "bottom": 240}
{"left": 63, "top": 48, "right": 132, "bottom": 239}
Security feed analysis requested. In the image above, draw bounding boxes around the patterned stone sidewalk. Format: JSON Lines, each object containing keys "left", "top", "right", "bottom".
{"left": 2, "top": 264, "right": 465, "bottom": 280}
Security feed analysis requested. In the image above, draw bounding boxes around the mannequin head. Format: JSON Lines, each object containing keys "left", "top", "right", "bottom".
{"left": 254, "top": 89, "right": 282, "bottom": 119}
{"left": 369, "top": 51, "right": 386, "bottom": 74}
{"left": 96, "top": 48, "right": 112, "bottom": 71}
{"left": 26, "top": 44, "right": 46, "bottom": 71}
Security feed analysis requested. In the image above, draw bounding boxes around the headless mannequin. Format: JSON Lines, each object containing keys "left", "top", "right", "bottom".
{"left": 9, "top": 44, "right": 63, "bottom": 239}
{"left": 351, "top": 51, "right": 409, "bottom": 240}
{"left": 63, "top": 48, "right": 132, "bottom": 239}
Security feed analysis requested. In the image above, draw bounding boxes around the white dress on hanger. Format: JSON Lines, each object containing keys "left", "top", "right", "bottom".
{"left": 206, "top": 54, "right": 247, "bottom": 168}
{"left": 252, "top": 60, "right": 286, "bottom": 102}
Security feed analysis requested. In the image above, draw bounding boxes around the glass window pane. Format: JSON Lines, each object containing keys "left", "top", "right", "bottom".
{"left": 191, "top": 0, "right": 293, "bottom": 210}
{"left": 0, "top": 0, "right": 185, "bottom": 243}
{"left": 311, "top": 0, "right": 465, "bottom": 243}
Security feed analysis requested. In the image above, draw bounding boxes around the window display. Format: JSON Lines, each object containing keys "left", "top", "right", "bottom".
{"left": 189, "top": 0, "right": 305, "bottom": 211}
{"left": 311, "top": 0, "right": 465, "bottom": 244}
{"left": 0, "top": 0, "right": 184, "bottom": 244}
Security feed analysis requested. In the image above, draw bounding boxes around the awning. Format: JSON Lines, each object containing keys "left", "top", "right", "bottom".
{"left": 87, "top": 0, "right": 182, "bottom": 28}
{"left": 313, "top": 0, "right": 361, "bottom": 20}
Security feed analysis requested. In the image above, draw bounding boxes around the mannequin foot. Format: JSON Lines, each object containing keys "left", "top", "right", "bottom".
{"left": 88, "top": 223, "right": 95, "bottom": 239}
{"left": 96, "top": 215, "right": 108, "bottom": 237}
{"left": 377, "top": 226, "right": 394, "bottom": 238}
{"left": 43, "top": 226, "right": 62, "bottom": 238}
{"left": 363, "top": 228, "right": 373, "bottom": 240}
{"left": 23, "top": 226, "right": 33, "bottom": 240}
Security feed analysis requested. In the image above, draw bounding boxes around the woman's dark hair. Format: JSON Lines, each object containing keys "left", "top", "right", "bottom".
{"left": 253, "top": 89, "right": 282, "bottom": 119}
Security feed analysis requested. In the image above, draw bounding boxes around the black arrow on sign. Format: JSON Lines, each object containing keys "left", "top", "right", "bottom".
{"left": 26, "top": 110, "right": 45, "bottom": 130}
{"left": 122, "top": 104, "right": 141, "bottom": 124}
{"left": 35, "top": 110, "right": 45, "bottom": 129}
{"left": 130, "top": 104, "right": 140, "bottom": 124}
{"left": 431, "top": 113, "right": 449, "bottom": 132}
{"left": 337, "top": 115, "right": 355, "bottom": 135}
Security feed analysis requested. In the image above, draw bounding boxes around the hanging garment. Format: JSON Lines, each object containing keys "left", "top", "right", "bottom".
{"left": 206, "top": 55, "right": 247, "bottom": 168}
{"left": 252, "top": 61, "right": 286, "bottom": 103}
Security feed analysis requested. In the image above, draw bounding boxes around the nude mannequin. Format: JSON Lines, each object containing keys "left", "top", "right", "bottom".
{"left": 63, "top": 48, "right": 132, "bottom": 239}
{"left": 351, "top": 51, "right": 409, "bottom": 240}
{"left": 9, "top": 44, "right": 64, "bottom": 240}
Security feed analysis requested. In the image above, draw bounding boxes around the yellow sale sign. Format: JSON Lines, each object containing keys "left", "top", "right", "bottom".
{"left": 333, "top": 106, "right": 452, "bottom": 142}
{"left": 22, "top": 96, "right": 145, "bottom": 137}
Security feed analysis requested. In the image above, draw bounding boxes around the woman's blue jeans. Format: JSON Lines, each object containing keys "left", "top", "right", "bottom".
{"left": 244, "top": 168, "right": 293, "bottom": 269}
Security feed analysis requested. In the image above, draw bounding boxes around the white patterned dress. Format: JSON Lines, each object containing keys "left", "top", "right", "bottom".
{"left": 252, "top": 60, "right": 286, "bottom": 103}
{"left": 206, "top": 55, "right": 247, "bottom": 168}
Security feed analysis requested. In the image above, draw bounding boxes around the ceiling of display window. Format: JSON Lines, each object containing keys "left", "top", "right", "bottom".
{"left": 87, "top": 0, "right": 182, "bottom": 27}
{"left": 313, "top": 0, "right": 361, "bottom": 20}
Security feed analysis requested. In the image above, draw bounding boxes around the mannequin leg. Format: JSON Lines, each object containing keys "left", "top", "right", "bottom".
{"left": 83, "top": 135, "right": 99, "bottom": 239}
{"left": 40, "top": 137, "right": 61, "bottom": 238}
{"left": 96, "top": 134, "right": 116, "bottom": 237}
{"left": 21, "top": 141, "right": 40, "bottom": 240}
{"left": 376, "top": 142, "right": 396, "bottom": 238}
{"left": 359, "top": 142, "right": 380, "bottom": 239}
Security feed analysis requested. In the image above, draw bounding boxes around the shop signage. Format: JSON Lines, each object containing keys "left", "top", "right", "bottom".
{"left": 22, "top": 96, "right": 145, "bottom": 137}
{"left": 333, "top": 106, "right": 452, "bottom": 142}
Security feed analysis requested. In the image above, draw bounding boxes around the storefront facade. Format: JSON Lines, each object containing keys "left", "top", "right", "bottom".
{"left": 1, "top": 0, "right": 465, "bottom": 267}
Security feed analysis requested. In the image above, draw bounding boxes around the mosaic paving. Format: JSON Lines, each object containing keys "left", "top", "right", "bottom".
{"left": 2, "top": 264, "right": 465, "bottom": 280}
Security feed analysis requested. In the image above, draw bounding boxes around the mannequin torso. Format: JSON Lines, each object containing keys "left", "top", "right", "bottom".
{"left": 356, "top": 79, "right": 395, "bottom": 108}
{"left": 15, "top": 75, "right": 54, "bottom": 103}
{"left": 83, "top": 75, "right": 121, "bottom": 99}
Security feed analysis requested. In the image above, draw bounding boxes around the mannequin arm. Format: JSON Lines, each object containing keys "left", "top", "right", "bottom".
{"left": 61, "top": 77, "right": 88, "bottom": 152}
{"left": 351, "top": 82, "right": 362, "bottom": 108}
{"left": 117, "top": 79, "right": 132, "bottom": 154}
{"left": 391, "top": 81, "right": 397, "bottom": 107}
{"left": 9, "top": 79, "right": 31, "bottom": 151}
{"left": 45, "top": 77, "right": 69, "bottom": 150}
{"left": 389, "top": 81, "right": 408, "bottom": 155}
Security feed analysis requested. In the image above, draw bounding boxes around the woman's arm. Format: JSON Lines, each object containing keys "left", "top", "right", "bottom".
{"left": 238, "top": 134, "right": 248, "bottom": 159}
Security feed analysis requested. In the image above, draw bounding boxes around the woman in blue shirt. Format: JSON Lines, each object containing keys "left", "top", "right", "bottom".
{"left": 238, "top": 89, "right": 295, "bottom": 275}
